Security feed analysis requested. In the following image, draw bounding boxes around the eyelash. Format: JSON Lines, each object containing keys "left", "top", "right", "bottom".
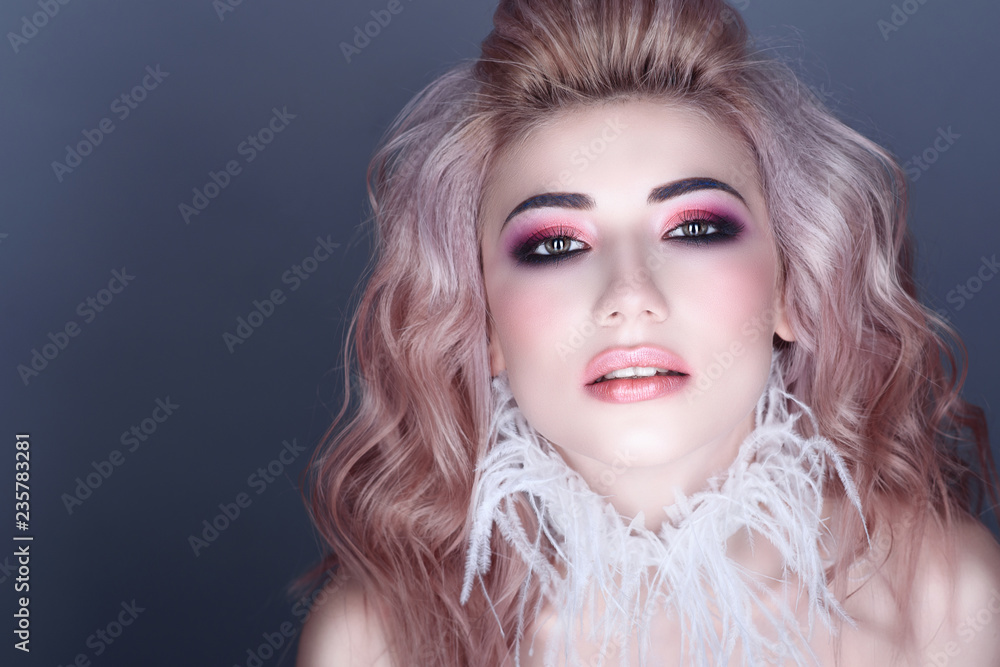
{"left": 665, "top": 209, "right": 743, "bottom": 245}
{"left": 511, "top": 212, "right": 743, "bottom": 264}
{"left": 512, "top": 225, "right": 587, "bottom": 264}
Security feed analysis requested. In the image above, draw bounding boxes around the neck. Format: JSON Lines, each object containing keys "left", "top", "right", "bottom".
{"left": 463, "top": 367, "right": 864, "bottom": 666}
{"left": 549, "top": 410, "right": 756, "bottom": 532}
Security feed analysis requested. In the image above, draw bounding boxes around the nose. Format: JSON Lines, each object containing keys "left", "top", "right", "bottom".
{"left": 593, "top": 245, "right": 669, "bottom": 326}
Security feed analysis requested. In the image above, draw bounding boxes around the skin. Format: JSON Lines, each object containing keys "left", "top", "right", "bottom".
{"left": 294, "top": 99, "right": 1000, "bottom": 667}
{"left": 480, "top": 99, "right": 794, "bottom": 531}
{"left": 295, "top": 517, "right": 1000, "bottom": 666}
{"left": 476, "top": 99, "right": 1000, "bottom": 665}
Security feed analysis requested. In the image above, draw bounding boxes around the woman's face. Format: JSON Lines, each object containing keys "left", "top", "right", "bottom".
{"left": 479, "top": 100, "right": 794, "bottom": 492}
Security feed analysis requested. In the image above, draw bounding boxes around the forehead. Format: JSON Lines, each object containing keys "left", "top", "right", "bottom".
{"left": 481, "top": 100, "right": 764, "bottom": 224}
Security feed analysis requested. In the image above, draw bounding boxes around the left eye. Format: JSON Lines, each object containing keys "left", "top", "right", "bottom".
{"left": 662, "top": 211, "right": 743, "bottom": 244}
{"left": 532, "top": 236, "right": 587, "bottom": 256}
{"left": 665, "top": 220, "right": 719, "bottom": 238}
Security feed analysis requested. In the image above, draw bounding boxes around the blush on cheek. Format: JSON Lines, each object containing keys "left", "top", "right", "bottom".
{"left": 491, "top": 280, "right": 588, "bottom": 363}
{"left": 690, "top": 252, "right": 777, "bottom": 332}
{"left": 490, "top": 287, "right": 546, "bottom": 345}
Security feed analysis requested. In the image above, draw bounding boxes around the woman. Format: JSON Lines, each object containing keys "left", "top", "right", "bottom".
{"left": 296, "top": 0, "right": 1000, "bottom": 665}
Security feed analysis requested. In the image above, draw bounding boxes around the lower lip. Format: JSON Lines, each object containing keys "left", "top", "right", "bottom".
{"left": 584, "top": 374, "right": 690, "bottom": 403}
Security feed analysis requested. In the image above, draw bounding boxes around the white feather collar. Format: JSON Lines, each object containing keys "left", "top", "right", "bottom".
{"left": 461, "top": 357, "right": 867, "bottom": 666}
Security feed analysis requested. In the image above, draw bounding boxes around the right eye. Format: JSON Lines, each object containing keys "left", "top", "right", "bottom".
{"left": 513, "top": 227, "right": 590, "bottom": 264}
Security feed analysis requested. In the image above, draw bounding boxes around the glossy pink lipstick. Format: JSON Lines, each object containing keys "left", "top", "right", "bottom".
{"left": 583, "top": 345, "right": 691, "bottom": 403}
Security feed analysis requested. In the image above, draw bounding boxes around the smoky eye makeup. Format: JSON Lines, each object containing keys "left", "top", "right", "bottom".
{"left": 501, "top": 194, "right": 753, "bottom": 266}
{"left": 508, "top": 223, "right": 590, "bottom": 265}
{"left": 662, "top": 208, "right": 745, "bottom": 245}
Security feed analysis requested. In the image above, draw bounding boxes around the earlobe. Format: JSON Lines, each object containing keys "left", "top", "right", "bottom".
{"left": 774, "top": 295, "right": 795, "bottom": 343}
{"left": 487, "top": 325, "right": 506, "bottom": 377}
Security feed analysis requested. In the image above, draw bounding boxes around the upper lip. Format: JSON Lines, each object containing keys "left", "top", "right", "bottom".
{"left": 583, "top": 345, "right": 691, "bottom": 385}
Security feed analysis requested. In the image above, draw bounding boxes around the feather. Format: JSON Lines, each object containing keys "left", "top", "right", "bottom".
{"left": 461, "top": 353, "right": 867, "bottom": 666}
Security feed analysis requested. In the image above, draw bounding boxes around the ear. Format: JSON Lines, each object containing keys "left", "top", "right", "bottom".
{"left": 487, "top": 320, "right": 506, "bottom": 377}
{"left": 773, "top": 291, "right": 795, "bottom": 343}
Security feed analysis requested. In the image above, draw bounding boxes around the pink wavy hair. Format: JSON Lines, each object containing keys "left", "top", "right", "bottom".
{"left": 296, "top": 0, "right": 997, "bottom": 664}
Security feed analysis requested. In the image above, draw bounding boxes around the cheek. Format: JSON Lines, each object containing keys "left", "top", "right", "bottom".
{"left": 488, "top": 273, "right": 565, "bottom": 352}
{"left": 678, "top": 247, "right": 779, "bottom": 341}
{"left": 487, "top": 268, "right": 594, "bottom": 374}
{"left": 676, "top": 249, "right": 778, "bottom": 415}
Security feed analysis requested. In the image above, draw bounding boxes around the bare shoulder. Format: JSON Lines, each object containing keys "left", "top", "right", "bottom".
{"left": 296, "top": 573, "right": 394, "bottom": 667}
{"left": 908, "top": 514, "right": 1000, "bottom": 666}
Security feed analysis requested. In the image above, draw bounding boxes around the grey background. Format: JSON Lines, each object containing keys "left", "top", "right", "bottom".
{"left": 0, "top": 0, "right": 996, "bottom": 664}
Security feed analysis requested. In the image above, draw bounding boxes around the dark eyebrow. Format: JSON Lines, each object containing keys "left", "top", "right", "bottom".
{"left": 647, "top": 177, "right": 745, "bottom": 206}
{"left": 503, "top": 193, "right": 595, "bottom": 226}
{"left": 502, "top": 177, "right": 746, "bottom": 229}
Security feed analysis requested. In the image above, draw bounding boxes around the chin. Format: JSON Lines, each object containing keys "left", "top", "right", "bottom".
{"left": 562, "top": 424, "right": 712, "bottom": 468}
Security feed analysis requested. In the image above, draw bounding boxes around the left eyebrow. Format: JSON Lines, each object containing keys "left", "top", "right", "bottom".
{"left": 647, "top": 177, "right": 745, "bottom": 206}
{"left": 502, "top": 177, "right": 746, "bottom": 228}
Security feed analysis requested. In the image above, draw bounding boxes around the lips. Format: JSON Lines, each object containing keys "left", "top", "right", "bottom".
{"left": 583, "top": 345, "right": 691, "bottom": 385}
{"left": 583, "top": 345, "right": 691, "bottom": 404}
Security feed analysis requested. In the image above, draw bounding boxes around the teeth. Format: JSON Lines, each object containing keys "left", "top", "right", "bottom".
{"left": 599, "top": 366, "right": 681, "bottom": 382}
